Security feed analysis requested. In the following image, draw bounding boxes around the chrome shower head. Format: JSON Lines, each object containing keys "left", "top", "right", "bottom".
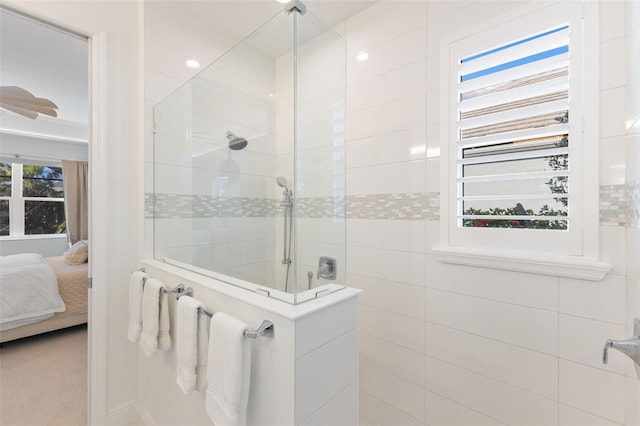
{"left": 276, "top": 176, "right": 289, "bottom": 190}
{"left": 226, "top": 131, "right": 248, "bottom": 151}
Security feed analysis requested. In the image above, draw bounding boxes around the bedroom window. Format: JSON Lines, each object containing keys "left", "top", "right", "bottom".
{"left": 436, "top": 2, "right": 608, "bottom": 279}
{"left": 0, "top": 162, "right": 66, "bottom": 237}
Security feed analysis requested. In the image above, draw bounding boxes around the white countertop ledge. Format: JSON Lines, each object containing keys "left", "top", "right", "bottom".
{"left": 142, "top": 258, "right": 360, "bottom": 320}
{"left": 432, "top": 246, "right": 612, "bottom": 281}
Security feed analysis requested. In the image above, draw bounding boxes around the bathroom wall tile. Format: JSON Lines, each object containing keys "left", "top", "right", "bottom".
{"left": 600, "top": 87, "right": 627, "bottom": 139}
{"left": 298, "top": 90, "right": 345, "bottom": 128}
{"left": 559, "top": 314, "right": 627, "bottom": 375}
{"left": 359, "top": 305, "right": 425, "bottom": 354}
{"left": 426, "top": 2, "right": 522, "bottom": 55}
{"left": 425, "top": 222, "right": 441, "bottom": 253}
{"left": 347, "top": 27, "right": 427, "bottom": 84}
{"left": 600, "top": 0, "right": 626, "bottom": 43}
{"left": 350, "top": 273, "right": 425, "bottom": 320}
{"left": 295, "top": 330, "right": 358, "bottom": 423}
{"left": 297, "top": 32, "right": 346, "bottom": 81}
{"left": 298, "top": 64, "right": 345, "bottom": 104}
{"left": 425, "top": 288, "right": 558, "bottom": 355}
{"left": 559, "top": 274, "right": 627, "bottom": 325}
{"left": 347, "top": 59, "right": 426, "bottom": 114}
{"left": 559, "top": 359, "right": 626, "bottom": 424}
{"left": 627, "top": 376, "right": 640, "bottom": 426}
{"left": 145, "top": 38, "right": 202, "bottom": 83}
{"left": 347, "top": 94, "right": 426, "bottom": 142}
{"left": 153, "top": 218, "right": 193, "bottom": 249}
{"left": 145, "top": 68, "right": 185, "bottom": 103}
{"left": 346, "top": 2, "right": 426, "bottom": 57}
{"left": 347, "top": 219, "right": 425, "bottom": 253}
{"left": 359, "top": 332, "right": 425, "bottom": 387}
{"left": 426, "top": 157, "right": 440, "bottom": 193}
{"left": 599, "top": 137, "right": 627, "bottom": 186}
{"left": 600, "top": 37, "right": 627, "bottom": 90}
{"left": 426, "top": 121, "right": 441, "bottom": 153}
{"left": 424, "top": 389, "right": 507, "bottom": 426}
{"left": 299, "top": 382, "right": 358, "bottom": 426}
{"left": 144, "top": 6, "right": 230, "bottom": 64}
{"left": 295, "top": 297, "right": 357, "bottom": 358}
{"left": 360, "top": 362, "right": 425, "bottom": 422}
{"left": 347, "top": 160, "right": 426, "bottom": 196}
{"left": 427, "top": 1, "right": 473, "bottom": 23}
{"left": 425, "top": 256, "right": 558, "bottom": 311}
{"left": 425, "top": 323, "right": 558, "bottom": 399}
{"left": 359, "top": 390, "right": 423, "bottom": 426}
{"left": 601, "top": 226, "right": 627, "bottom": 276}
{"left": 559, "top": 404, "right": 623, "bottom": 426}
{"left": 345, "top": 1, "right": 399, "bottom": 35}
{"left": 426, "top": 88, "right": 440, "bottom": 125}
{"left": 348, "top": 246, "right": 425, "bottom": 286}
{"left": 425, "top": 356, "right": 558, "bottom": 426}
{"left": 346, "top": 127, "right": 426, "bottom": 169}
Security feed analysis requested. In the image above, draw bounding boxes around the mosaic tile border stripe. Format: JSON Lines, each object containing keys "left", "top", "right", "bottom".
{"left": 628, "top": 181, "right": 639, "bottom": 229}
{"left": 147, "top": 185, "right": 630, "bottom": 224}
{"left": 600, "top": 184, "right": 627, "bottom": 226}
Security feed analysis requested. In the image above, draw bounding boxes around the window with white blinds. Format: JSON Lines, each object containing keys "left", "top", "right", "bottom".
{"left": 457, "top": 25, "right": 571, "bottom": 231}
{"left": 437, "top": 2, "right": 607, "bottom": 276}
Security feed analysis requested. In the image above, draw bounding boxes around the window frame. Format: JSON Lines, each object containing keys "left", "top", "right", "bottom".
{"left": 0, "top": 162, "right": 66, "bottom": 239}
{"left": 435, "top": 1, "right": 610, "bottom": 280}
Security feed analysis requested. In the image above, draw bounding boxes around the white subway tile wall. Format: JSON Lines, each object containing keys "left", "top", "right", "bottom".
{"left": 144, "top": 1, "right": 639, "bottom": 425}
{"left": 342, "top": 2, "right": 639, "bottom": 426}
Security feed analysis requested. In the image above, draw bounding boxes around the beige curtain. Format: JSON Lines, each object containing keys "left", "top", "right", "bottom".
{"left": 62, "top": 160, "right": 89, "bottom": 245}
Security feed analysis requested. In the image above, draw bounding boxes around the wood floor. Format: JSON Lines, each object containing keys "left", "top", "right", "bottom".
{"left": 0, "top": 325, "right": 87, "bottom": 426}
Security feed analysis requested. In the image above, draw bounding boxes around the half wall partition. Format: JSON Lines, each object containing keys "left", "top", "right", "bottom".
{"left": 152, "top": 2, "right": 346, "bottom": 304}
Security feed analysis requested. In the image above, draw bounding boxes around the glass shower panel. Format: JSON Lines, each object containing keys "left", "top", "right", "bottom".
{"left": 293, "top": 11, "right": 347, "bottom": 299}
{"left": 153, "top": 5, "right": 346, "bottom": 304}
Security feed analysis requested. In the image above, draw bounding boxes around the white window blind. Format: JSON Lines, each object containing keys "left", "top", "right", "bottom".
{"left": 456, "top": 25, "right": 571, "bottom": 231}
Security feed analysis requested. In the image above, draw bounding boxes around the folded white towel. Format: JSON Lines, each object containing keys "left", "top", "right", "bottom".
{"left": 195, "top": 312, "right": 209, "bottom": 392}
{"left": 139, "top": 278, "right": 170, "bottom": 356}
{"left": 176, "top": 296, "right": 203, "bottom": 395}
{"left": 158, "top": 286, "right": 171, "bottom": 351}
{"left": 127, "top": 270, "right": 147, "bottom": 342}
{"left": 206, "top": 312, "right": 252, "bottom": 426}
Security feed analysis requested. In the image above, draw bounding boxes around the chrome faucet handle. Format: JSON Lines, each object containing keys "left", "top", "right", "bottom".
{"left": 603, "top": 319, "right": 640, "bottom": 366}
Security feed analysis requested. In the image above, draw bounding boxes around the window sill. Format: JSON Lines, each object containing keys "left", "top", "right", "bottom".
{"left": 0, "top": 234, "right": 67, "bottom": 241}
{"left": 432, "top": 246, "right": 611, "bottom": 281}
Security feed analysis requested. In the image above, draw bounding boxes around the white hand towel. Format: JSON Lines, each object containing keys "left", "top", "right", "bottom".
{"left": 158, "top": 286, "right": 171, "bottom": 351}
{"left": 206, "top": 312, "right": 252, "bottom": 426}
{"left": 127, "top": 270, "right": 147, "bottom": 342}
{"left": 176, "top": 296, "right": 203, "bottom": 395}
{"left": 195, "top": 308, "right": 209, "bottom": 392}
{"left": 139, "top": 278, "right": 166, "bottom": 357}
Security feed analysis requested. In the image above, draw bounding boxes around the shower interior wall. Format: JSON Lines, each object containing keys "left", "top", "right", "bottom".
{"left": 151, "top": 11, "right": 346, "bottom": 296}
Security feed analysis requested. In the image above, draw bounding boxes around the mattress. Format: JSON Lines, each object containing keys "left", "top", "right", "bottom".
{"left": 0, "top": 256, "right": 88, "bottom": 343}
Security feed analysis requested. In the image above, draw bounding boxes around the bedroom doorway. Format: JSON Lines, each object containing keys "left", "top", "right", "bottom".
{"left": 0, "top": 7, "right": 90, "bottom": 425}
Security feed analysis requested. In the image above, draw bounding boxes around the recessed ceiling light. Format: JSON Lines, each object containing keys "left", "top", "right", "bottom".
{"left": 355, "top": 51, "right": 369, "bottom": 62}
{"left": 185, "top": 59, "right": 201, "bottom": 69}
{"left": 275, "top": 0, "right": 289, "bottom": 3}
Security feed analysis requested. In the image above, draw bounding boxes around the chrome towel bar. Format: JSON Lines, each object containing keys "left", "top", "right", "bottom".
{"left": 176, "top": 286, "right": 274, "bottom": 339}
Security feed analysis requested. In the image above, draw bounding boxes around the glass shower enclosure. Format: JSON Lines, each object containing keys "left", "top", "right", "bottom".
{"left": 151, "top": 2, "right": 346, "bottom": 304}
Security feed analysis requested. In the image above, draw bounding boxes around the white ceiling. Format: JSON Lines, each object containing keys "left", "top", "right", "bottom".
{"left": 0, "top": 8, "right": 89, "bottom": 142}
{"left": 146, "top": 0, "right": 375, "bottom": 45}
{"left": 0, "top": 1, "right": 374, "bottom": 143}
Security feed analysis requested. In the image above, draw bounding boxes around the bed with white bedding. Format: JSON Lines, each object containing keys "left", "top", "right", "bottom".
{"left": 0, "top": 253, "right": 88, "bottom": 343}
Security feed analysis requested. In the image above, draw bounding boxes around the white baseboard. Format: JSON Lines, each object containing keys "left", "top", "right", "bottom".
{"left": 107, "top": 400, "right": 138, "bottom": 426}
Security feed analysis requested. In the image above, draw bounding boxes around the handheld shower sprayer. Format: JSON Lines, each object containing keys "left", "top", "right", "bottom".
{"left": 277, "top": 176, "right": 294, "bottom": 292}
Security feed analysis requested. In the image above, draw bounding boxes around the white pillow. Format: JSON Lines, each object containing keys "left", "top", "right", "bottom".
{"left": 63, "top": 240, "right": 88, "bottom": 265}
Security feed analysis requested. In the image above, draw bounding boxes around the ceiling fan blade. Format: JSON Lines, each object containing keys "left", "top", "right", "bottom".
{"left": 1, "top": 99, "right": 58, "bottom": 117}
{"left": 0, "top": 86, "right": 59, "bottom": 110}
{"left": 0, "top": 102, "right": 39, "bottom": 120}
